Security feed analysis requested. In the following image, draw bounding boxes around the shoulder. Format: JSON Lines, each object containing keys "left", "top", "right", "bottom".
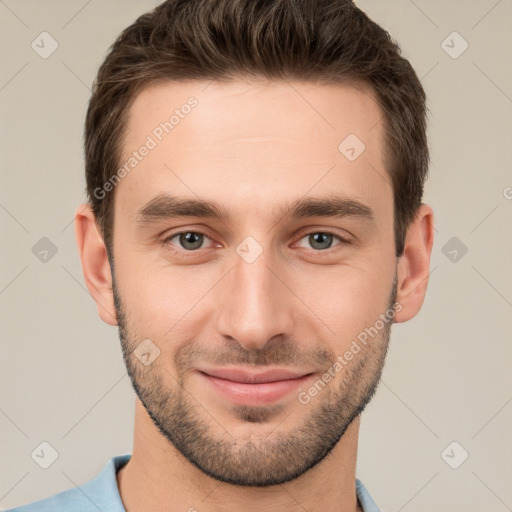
{"left": 356, "top": 478, "right": 382, "bottom": 512}
{"left": 5, "top": 453, "right": 131, "bottom": 512}
{"left": 6, "top": 486, "right": 97, "bottom": 512}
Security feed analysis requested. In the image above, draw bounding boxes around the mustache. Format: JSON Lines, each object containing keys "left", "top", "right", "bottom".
{"left": 175, "top": 337, "right": 334, "bottom": 369}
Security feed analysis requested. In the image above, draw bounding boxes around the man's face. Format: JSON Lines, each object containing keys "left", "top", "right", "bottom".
{"left": 111, "top": 79, "right": 398, "bottom": 486}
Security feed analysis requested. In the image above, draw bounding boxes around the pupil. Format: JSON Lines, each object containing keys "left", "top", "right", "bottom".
{"left": 310, "top": 233, "right": 332, "bottom": 250}
{"left": 178, "top": 232, "right": 333, "bottom": 251}
{"left": 181, "top": 232, "right": 202, "bottom": 250}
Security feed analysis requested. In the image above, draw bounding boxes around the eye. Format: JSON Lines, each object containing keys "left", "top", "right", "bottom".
{"left": 161, "top": 229, "right": 350, "bottom": 255}
{"left": 164, "top": 231, "right": 215, "bottom": 251}
{"left": 296, "top": 231, "right": 348, "bottom": 251}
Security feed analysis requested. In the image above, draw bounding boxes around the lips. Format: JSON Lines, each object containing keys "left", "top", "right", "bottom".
{"left": 200, "top": 367, "right": 310, "bottom": 383}
{"left": 197, "top": 367, "right": 315, "bottom": 405}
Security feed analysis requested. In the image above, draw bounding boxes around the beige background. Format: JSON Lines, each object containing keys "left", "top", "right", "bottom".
{"left": 1, "top": 1, "right": 511, "bottom": 510}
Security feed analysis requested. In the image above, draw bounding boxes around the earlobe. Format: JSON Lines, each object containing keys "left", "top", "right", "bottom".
{"left": 394, "top": 204, "right": 435, "bottom": 323}
{"left": 74, "top": 203, "right": 118, "bottom": 326}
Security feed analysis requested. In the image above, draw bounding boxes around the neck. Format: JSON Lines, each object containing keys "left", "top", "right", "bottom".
{"left": 117, "top": 399, "right": 363, "bottom": 512}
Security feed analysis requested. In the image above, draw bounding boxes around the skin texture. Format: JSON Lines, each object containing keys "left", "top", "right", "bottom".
{"left": 75, "top": 79, "right": 434, "bottom": 512}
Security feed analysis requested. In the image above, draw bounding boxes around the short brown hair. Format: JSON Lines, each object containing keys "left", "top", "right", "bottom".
{"left": 84, "top": 0, "right": 429, "bottom": 259}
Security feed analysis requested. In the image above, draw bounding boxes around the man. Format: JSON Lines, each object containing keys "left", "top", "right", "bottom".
{"left": 8, "top": 0, "right": 434, "bottom": 511}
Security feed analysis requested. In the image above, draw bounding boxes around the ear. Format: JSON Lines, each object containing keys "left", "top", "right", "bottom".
{"left": 74, "top": 203, "right": 118, "bottom": 326}
{"left": 394, "top": 204, "right": 435, "bottom": 323}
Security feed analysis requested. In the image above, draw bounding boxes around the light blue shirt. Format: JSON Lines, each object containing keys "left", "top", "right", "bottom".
{"left": 7, "top": 454, "right": 381, "bottom": 511}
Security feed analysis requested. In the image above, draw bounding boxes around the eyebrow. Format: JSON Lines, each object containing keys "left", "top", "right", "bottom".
{"left": 134, "top": 192, "right": 374, "bottom": 226}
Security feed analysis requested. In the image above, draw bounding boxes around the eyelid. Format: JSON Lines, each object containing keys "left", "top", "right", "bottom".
{"left": 293, "top": 231, "right": 350, "bottom": 250}
{"left": 162, "top": 228, "right": 351, "bottom": 254}
{"left": 162, "top": 229, "right": 218, "bottom": 250}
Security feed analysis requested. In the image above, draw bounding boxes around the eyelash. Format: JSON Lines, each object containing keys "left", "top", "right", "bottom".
{"left": 161, "top": 230, "right": 350, "bottom": 257}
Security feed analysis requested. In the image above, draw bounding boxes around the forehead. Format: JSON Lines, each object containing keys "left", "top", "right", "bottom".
{"left": 115, "top": 78, "right": 390, "bottom": 222}
{"left": 124, "top": 78, "right": 384, "bottom": 151}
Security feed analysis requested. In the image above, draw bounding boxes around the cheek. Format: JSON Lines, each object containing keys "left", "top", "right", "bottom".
{"left": 293, "top": 264, "right": 395, "bottom": 343}
{"left": 117, "top": 259, "right": 216, "bottom": 335}
{"left": 115, "top": 232, "right": 396, "bottom": 351}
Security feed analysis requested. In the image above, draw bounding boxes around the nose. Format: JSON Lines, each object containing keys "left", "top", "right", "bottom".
{"left": 215, "top": 246, "right": 294, "bottom": 352}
